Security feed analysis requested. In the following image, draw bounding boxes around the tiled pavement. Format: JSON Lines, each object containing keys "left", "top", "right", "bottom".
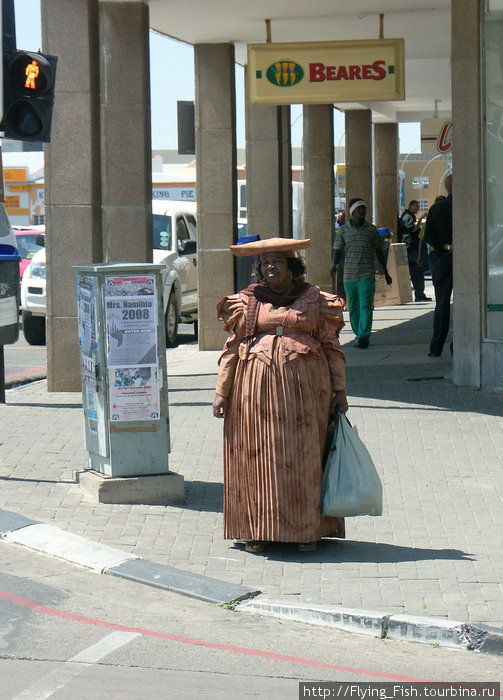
{"left": 1, "top": 294, "right": 503, "bottom": 629}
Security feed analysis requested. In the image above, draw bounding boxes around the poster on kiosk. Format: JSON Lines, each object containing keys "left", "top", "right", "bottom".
{"left": 74, "top": 263, "right": 171, "bottom": 478}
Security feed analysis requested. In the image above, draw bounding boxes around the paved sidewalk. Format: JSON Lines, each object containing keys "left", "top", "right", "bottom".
{"left": 1, "top": 294, "right": 503, "bottom": 640}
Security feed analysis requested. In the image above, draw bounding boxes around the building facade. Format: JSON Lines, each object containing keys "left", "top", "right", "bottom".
{"left": 33, "top": 0, "right": 503, "bottom": 392}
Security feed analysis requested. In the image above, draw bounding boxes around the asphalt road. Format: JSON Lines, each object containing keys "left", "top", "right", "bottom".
{"left": 2, "top": 326, "right": 46, "bottom": 384}
{"left": 0, "top": 543, "right": 501, "bottom": 700}
{"left": 1, "top": 323, "right": 198, "bottom": 386}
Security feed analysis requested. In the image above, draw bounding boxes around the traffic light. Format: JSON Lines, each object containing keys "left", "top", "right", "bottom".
{"left": 177, "top": 100, "right": 195, "bottom": 155}
{"left": 1, "top": 49, "right": 57, "bottom": 142}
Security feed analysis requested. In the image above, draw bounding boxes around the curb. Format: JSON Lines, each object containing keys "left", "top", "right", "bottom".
{"left": 1, "top": 508, "right": 502, "bottom": 656}
{"left": 4, "top": 370, "right": 47, "bottom": 389}
{"left": 238, "top": 599, "right": 503, "bottom": 656}
{"left": 0, "top": 509, "right": 259, "bottom": 606}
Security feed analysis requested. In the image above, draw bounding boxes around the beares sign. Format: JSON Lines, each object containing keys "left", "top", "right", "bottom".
{"left": 248, "top": 39, "right": 405, "bottom": 106}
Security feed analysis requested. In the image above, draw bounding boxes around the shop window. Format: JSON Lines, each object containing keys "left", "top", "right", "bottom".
{"left": 484, "top": 17, "right": 503, "bottom": 337}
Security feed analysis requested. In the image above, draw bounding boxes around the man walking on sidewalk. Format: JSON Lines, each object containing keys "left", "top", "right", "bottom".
{"left": 398, "top": 199, "right": 431, "bottom": 302}
{"left": 424, "top": 174, "right": 453, "bottom": 357}
{"left": 330, "top": 198, "right": 392, "bottom": 349}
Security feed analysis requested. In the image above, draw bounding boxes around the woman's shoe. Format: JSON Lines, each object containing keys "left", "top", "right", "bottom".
{"left": 298, "top": 541, "right": 317, "bottom": 552}
{"left": 244, "top": 541, "right": 266, "bottom": 553}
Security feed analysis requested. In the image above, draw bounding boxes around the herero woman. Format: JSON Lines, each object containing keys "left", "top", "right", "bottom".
{"left": 213, "top": 237, "right": 348, "bottom": 553}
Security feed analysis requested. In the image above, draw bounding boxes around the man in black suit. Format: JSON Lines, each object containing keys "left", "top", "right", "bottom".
{"left": 424, "top": 174, "right": 453, "bottom": 357}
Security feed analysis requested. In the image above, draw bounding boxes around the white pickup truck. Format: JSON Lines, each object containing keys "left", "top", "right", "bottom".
{"left": 152, "top": 201, "right": 198, "bottom": 345}
{"left": 20, "top": 202, "right": 198, "bottom": 347}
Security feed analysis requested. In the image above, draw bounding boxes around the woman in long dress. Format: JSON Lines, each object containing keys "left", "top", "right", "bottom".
{"left": 212, "top": 237, "right": 348, "bottom": 553}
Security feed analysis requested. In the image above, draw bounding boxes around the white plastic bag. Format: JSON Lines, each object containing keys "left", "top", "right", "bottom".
{"left": 321, "top": 414, "right": 383, "bottom": 517}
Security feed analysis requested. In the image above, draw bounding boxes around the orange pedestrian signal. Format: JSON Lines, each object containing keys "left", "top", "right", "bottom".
{"left": 25, "top": 61, "right": 40, "bottom": 90}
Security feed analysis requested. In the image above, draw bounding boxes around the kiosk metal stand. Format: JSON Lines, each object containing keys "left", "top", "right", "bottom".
{"left": 73, "top": 262, "right": 184, "bottom": 505}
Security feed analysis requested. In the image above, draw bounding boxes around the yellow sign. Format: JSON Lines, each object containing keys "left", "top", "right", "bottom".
{"left": 4, "top": 195, "right": 20, "bottom": 208}
{"left": 8, "top": 184, "right": 28, "bottom": 192}
{"left": 3, "top": 206, "right": 29, "bottom": 215}
{"left": 248, "top": 39, "right": 405, "bottom": 106}
{"left": 4, "top": 168, "right": 27, "bottom": 183}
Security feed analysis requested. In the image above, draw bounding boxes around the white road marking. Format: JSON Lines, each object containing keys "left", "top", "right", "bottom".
{"left": 12, "top": 630, "right": 140, "bottom": 699}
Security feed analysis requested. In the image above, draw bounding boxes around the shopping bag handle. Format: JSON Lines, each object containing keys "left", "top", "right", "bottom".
{"left": 331, "top": 406, "right": 353, "bottom": 428}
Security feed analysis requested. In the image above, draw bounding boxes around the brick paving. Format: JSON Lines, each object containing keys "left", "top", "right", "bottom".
{"left": 1, "top": 295, "right": 503, "bottom": 627}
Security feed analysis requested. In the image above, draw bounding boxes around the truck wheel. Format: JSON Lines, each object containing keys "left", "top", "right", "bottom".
{"left": 165, "top": 293, "right": 179, "bottom": 347}
{"left": 22, "top": 310, "right": 46, "bottom": 346}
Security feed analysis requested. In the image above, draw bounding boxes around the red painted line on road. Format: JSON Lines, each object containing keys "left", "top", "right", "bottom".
{"left": 0, "top": 588, "right": 450, "bottom": 682}
{"left": 5, "top": 366, "right": 46, "bottom": 380}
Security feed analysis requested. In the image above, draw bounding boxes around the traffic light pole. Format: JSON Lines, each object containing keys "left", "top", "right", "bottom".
{"left": 2, "top": 0, "right": 15, "bottom": 127}
{"left": 0, "top": 346, "right": 5, "bottom": 403}
{"left": 2, "top": 0, "right": 16, "bottom": 54}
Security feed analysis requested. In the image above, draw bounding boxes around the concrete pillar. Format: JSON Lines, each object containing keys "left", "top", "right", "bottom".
{"left": 195, "top": 44, "right": 237, "bottom": 350}
{"left": 374, "top": 122, "right": 398, "bottom": 236}
{"left": 451, "top": 0, "right": 484, "bottom": 388}
{"left": 245, "top": 71, "right": 292, "bottom": 240}
{"left": 345, "top": 109, "right": 372, "bottom": 221}
{"left": 303, "top": 105, "right": 334, "bottom": 291}
{"left": 42, "top": 0, "right": 102, "bottom": 391}
{"left": 99, "top": 1, "right": 152, "bottom": 263}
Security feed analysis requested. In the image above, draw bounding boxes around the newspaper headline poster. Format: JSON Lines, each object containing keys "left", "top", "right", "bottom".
{"left": 76, "top": 275, "right": 109, "bottom": 456}
{"left": 78, "top": 275, "right": 97, "bottom": 361}
{"left": 108, "top": 366, "right": 160, "bottom": 422}
{"left": 77, "top": 276, "right": 99, "bottom": 428}
{"left": 105, "top": 275, "right": 160, "bottom": 422}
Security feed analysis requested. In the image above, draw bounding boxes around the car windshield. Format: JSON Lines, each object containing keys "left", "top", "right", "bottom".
{"left": 16, "top": 234, "right": 43, "bottom": 259}
{"left": 186, "top": 214, "right": 197, "bottom": 240}
{"left": 153, "top": 214, "right": 172, "bottom": 250}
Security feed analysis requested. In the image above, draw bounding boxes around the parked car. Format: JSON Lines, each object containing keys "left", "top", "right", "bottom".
{"left": 20, "top": 203, "right": 198, "bottom": 347}
{"left": 152, "top": 201, "right": 198, "bottom": 346}
{"left": 20, "top": 237, "right": 46, "bottom": 345}
{"left": 13, "top": 226, "right": 45, "bottom": 278}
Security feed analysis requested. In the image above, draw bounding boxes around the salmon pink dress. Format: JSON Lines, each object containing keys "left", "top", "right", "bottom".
{"left": 215, "top": 284, "right": 346, "bottom": 543}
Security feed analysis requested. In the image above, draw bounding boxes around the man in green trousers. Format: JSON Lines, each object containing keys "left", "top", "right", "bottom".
{"left": 330, "top": 198, "right": 392, "bottom": 349}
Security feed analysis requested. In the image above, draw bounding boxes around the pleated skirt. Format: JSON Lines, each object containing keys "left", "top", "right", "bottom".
{"left": 223, "top": 343, "right": 345, "bottom": 543}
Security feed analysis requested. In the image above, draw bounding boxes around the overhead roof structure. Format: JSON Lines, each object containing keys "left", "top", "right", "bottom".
{"left": 149, "top": 0, "right": 452, "bottom": 123}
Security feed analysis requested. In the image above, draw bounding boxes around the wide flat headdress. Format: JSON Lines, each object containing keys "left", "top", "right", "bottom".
{"left": 229, "top": 237, "right": 311, "bottom": 257}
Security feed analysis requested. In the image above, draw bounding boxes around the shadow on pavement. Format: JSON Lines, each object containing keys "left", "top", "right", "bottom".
{"left": 0, "top": 475, "right": 78, "bottom": 485}
{"left": 250, "top": 539, "right": 474, "bottom": 565}
{"left": 5, "top": 403, "right": 82, "bottom": 409}
{"left": 342, "top": 306, "right": 503, "bottom": 417}
{"left": 169, "top": 401, "right": 213, "bottom": 407}
{"left": 182, "top": 479, "right": 223, "bottom": 513}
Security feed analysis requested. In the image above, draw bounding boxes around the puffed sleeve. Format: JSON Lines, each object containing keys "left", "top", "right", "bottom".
{"left": 317, "top": 292, "right": 346, "bottom": 391}
{"left": 215, "top": 293, "right": 247, "bottom": 398}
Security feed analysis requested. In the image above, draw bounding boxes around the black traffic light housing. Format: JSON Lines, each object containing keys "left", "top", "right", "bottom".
{"left": 177, "top": 100, "right": 195, "bottom": 155}
{"left": 1, "top": 49, "right": 57, "bottom": 143}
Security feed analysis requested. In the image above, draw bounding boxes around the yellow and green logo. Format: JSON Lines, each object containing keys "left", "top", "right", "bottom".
{"left": 265, "top": 60, "right": 304, "bottom": 87}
